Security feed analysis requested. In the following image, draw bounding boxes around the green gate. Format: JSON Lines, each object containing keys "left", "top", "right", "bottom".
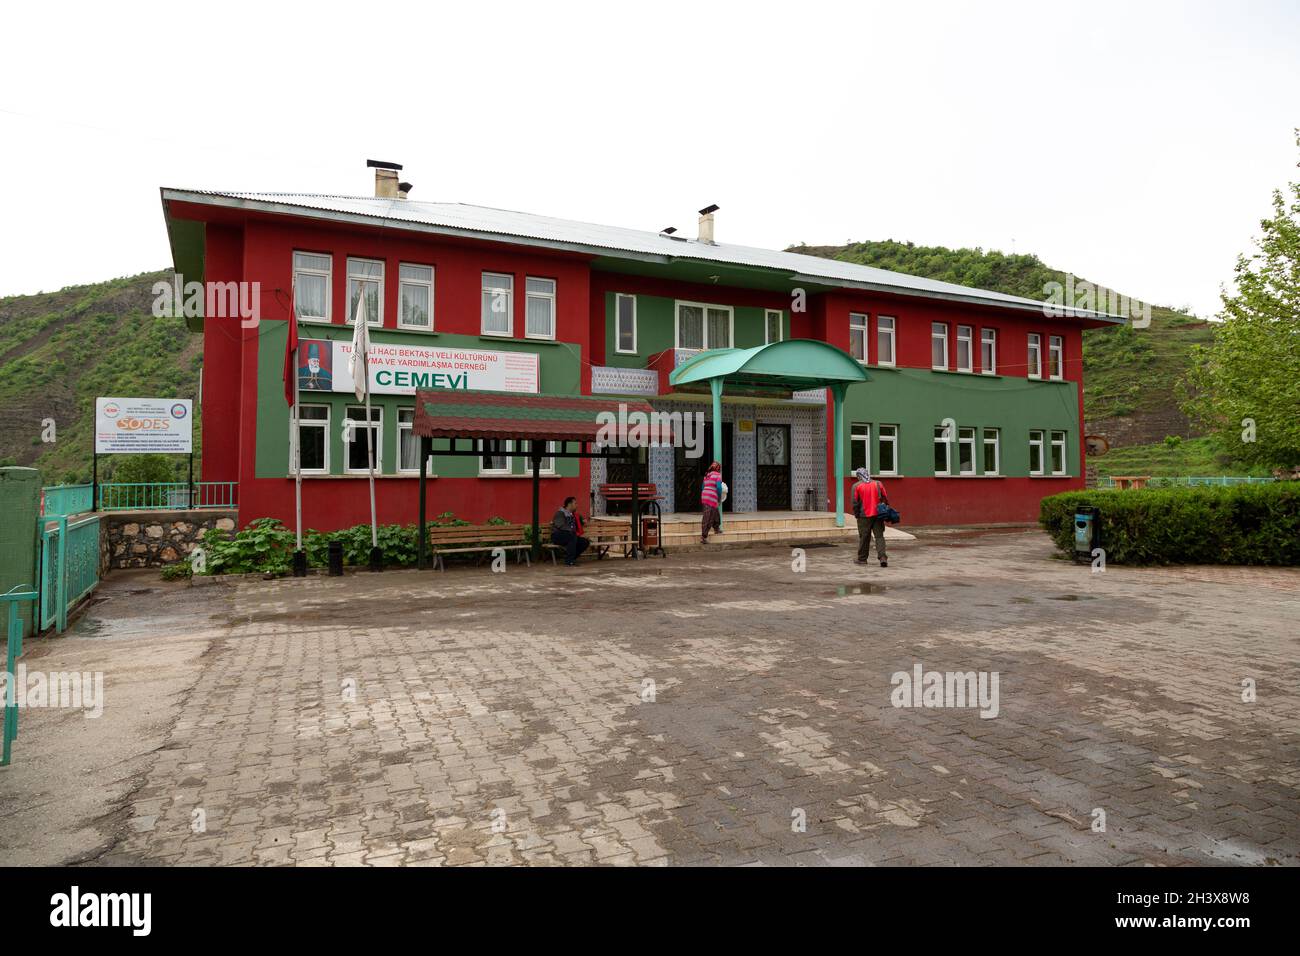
{"left": 37, "top": 513, "right": 101, "bottom": 634}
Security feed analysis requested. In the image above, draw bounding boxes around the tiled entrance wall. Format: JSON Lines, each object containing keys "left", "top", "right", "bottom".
{"left": 590, "top": 402, "right": 826, "bottom": 514}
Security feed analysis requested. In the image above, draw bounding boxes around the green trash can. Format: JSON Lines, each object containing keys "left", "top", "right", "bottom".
{"left": 1073, "top": 506, "right": 1099, "bottom": 562}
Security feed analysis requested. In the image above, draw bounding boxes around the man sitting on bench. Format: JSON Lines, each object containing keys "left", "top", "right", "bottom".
{"left": 551, "top": 496, "right": 590, "bottom": 566}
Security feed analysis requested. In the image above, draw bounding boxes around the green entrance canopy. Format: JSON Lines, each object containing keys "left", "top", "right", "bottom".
{"left": 669, "top": 339, "right": 869, "bottom": 527}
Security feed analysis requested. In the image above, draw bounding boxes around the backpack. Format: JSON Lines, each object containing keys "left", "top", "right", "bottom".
{"left": 851, "top": 481, "right": 865, "bottom": 519}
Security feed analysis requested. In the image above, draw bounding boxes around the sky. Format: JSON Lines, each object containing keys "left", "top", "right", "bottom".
{"left": 1, "top": 0, "right": 1297, "bottom": 317}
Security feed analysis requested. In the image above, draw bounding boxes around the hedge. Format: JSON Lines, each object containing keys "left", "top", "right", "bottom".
{"left": 1039, "top": 482, "right": 1300, "bottom": 566}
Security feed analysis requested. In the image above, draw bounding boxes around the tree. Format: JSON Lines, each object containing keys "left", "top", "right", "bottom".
{"left": 1183, "top": 133, "right": 1300, "bottom": 469}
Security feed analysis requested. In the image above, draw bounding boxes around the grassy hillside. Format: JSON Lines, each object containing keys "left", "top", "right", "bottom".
{"left": 793, "top": 240, "right": 1217, "bottom": 446}
{"left": 0, "top": 271, "right": 202, "bottom": 484}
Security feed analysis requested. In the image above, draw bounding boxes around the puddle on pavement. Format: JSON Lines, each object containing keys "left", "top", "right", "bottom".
{"left": 1049, "top": 594, "right": 1096, "bottom": 601}
{"left": 828, "top": 583, "right": 889, "bottom": 597}
{"left": 1011, "top": 597, "right": 1034, "bottom": 604}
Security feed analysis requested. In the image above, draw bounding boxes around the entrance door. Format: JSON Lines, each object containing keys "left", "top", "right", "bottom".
{"left": 756, "top": 424, "right": 791, "bottom": 511}
{"left": 674, "top": 422, "right": 733, "bottom": 512}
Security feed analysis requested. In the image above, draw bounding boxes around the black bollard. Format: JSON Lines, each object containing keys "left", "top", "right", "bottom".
{"left": 328, "top": 540, "right": 344, "bottom": 576}
{"left": 292, "top": 550, "right": 307, "bottom": 577}
{"left": 369, "top": 546, "right": 383, "bottom": 572}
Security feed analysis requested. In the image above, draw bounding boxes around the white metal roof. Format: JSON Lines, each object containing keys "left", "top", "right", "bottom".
{"left": 161, "top": 188, "right": 1124, "bottom": 321}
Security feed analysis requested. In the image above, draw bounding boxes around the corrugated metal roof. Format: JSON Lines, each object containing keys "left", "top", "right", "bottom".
{"left": 161, "top": 187, "right": 1124, "bottom": 321}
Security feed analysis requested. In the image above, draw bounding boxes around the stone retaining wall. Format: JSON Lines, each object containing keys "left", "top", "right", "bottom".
{"left": 101, "top": 510, "right": 238, "bottom": 569}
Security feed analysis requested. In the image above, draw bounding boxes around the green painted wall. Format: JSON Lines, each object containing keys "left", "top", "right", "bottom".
{"left": 602, "top": 293, "right": 785, "bottom": 366}
{"left": 838, "top": 367, "right": 1080, "bottom": 478}
{"left": 256, "top": 325, "right": 583, "bottom": 479}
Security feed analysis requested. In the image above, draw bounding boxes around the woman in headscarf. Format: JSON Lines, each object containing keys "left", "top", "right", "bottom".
{"left": 851, "top": 466, "right": 889, "bottom": 567}
{"left": 700, "top": 460, "right": 723, "bottom": 544}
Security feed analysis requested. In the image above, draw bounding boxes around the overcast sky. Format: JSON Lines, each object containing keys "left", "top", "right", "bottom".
{"left": 2, "top": 0, "right": 1297, "bottom": 317}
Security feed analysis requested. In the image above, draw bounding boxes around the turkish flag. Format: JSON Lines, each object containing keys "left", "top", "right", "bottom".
{"left": 283, "top": 282, "right": 299, "bottom": 407}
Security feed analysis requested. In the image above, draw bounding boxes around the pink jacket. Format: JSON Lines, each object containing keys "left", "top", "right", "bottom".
{"left": 701, "top": 470, "right": 722, "bottom": 507}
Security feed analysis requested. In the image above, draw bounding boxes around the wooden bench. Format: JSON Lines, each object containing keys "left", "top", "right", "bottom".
{"left": 599, "top": 482, "right": 662, "bottom": 505}
{"left": 427, "top": 523, "right": 533, "bottom": 571}
{"left": 540, "top": 517, "right": 636, "bottom": 563}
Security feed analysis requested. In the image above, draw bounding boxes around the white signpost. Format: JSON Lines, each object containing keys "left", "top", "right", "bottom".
{"left": 94, "top": 398, "right": 193, "bottom": 454}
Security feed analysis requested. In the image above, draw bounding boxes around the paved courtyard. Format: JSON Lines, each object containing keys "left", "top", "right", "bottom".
{"left": 2, "top": 529, "right": 1298, "bottom": 866}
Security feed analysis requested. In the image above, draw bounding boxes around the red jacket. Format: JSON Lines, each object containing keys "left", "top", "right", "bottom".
{"left": 853, "top": 480, "right": 886, "bottom": 517}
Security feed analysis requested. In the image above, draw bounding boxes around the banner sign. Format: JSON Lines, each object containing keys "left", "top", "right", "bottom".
{"left": 297, "top": 339, "right": 539, "bottom": 396}
{"left": 95, "top": 398, "right": 193, "bottom": 454}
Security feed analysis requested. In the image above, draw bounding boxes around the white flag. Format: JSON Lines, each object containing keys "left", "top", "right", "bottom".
{"left": 349, "top": 292, "right": 371, "bottom": 401}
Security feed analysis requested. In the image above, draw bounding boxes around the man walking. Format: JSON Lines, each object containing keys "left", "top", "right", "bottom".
{"left": 851, "top": 466, "right": 889, "bottom": 567}
{"left": 551, "top": 495, "right": 590, "bottom": 566}
{"left": 700, "top": 461, "right": 723, "bottom": 544}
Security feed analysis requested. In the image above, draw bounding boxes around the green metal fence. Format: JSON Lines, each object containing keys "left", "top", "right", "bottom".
{"left": 2, "top": 585, "right": 38, "bottom": 766}
{"left": 97, "top": 481, "right": 237, "bottom": 511}
{"left": 1098, "top": 476, "right": 1277, "bottom": 489}
{"left": 38, "top": 513, "right": 101, "bottom": 634}
{"left": 42, "top": 483, "right": 94, "bottom": 516}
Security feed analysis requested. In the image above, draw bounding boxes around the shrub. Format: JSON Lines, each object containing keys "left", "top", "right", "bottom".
{"left": 1039, "top": 482, "right": 1300, "bottom": 565}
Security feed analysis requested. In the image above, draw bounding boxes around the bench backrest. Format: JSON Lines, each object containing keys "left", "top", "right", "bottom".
{"left": 599, "top": 483, "right": 659, "bottom": 498}
{"left": 427, "top": 523, "right": 529, "bottom": 544}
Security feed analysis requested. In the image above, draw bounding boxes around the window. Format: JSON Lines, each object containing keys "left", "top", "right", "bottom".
{"left": 982, "top": 428, "right": 1000, "bottom": 475}
{"left": 956, "top": 326, "right": 973, "bottom": 372}
{"left": 397, "top": 408, "right": 433, "bottom": 474}
{"left": 877, "top": 425, "right": 898, "bottom": 475}
{"left": 293, "top": 252, "right": 331, "bottom": 324}
{"left": 345, "top": 406, "right": 382, "bottom": 473}
{"left": 615, "top": 293, "right": 637, "bottom": 353}
{"left": 398, "top": 263, "right": 433, "bottom": 330}
{"left": 525, "top": 277, "right": 556, "bottom": 339}
{"left": 877, "top": 316, "right": 896, "bottom": 366}
{"left": 478, "top": 438, "right": 512, "bottom": 474}
{"left": 675, "top": 302, "right": 732, "bottom": 350}
{"left": 931, "top": 322, "right": 948, "bottom": 370}
{"left": 294, "top": 405, "right": 329, "bottom": 474}
{"left": 849, "top": 312, "right": 868, "bottom": 362}
{"left": 347, "top": 258, "right": 383, "bottom": 326}
{"left": 958, "top": 426, "right": 977, "bottom": 475}
{"left": 765, "top": 309, "right": 784, "bottom": 344}
{"left": 1027, "top": 333, "right": 1042, "bottom": 379}
{"left": 980, "top": 328, "right": 997, "bottom": 374}
{"left": 1050, "top": 430, "right": 1067, "bottom": 475}
{"left": 1048, "top": 335, "right": 1064, "bottom": 380}
{"left": 933, "top": 425, "right": 952, "bottom": 475}
{"left": 519, "top": 439, "right": 557, "bottom": 475}
{"left": 481, "top": 272, "right": 513, "bottom": 336}
{"left": 1029, "top": 430, "right": 1045, "bottom": 476}
{"left": 850, "top": 422, "right": 870, "bottom": 474}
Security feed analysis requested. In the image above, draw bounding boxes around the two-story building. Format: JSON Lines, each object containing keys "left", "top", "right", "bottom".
{"left": 160, "top": 161, "right": 1120, "bottom": 532}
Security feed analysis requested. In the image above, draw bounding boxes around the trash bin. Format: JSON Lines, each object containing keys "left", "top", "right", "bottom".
{"left": 1073, "top": 506, "right": 1099, "bottom": 562}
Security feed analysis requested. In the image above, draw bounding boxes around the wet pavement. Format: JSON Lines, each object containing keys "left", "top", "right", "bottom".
{"left": 2, "top": 530, "right": 1298, "bottom": 866}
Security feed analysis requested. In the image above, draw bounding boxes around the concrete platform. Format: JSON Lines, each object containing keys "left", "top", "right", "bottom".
{"left": 647, "top": 510, "right": 914, "bottom": 552}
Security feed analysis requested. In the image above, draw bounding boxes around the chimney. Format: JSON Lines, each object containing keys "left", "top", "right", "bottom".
{"left": 398, "top": 182, "right": 413, "bottom": 199}
{"left": 697, "top": 204, "right": 719, "bottom": 244}
{"left": 367, "top": 159, "right": 403, "bottom": 198}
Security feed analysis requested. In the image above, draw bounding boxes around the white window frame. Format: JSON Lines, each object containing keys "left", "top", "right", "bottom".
{"left": 1029, "top": 429, "right": 1045, "bottom": 476}
{"left": 1027, "top": 333, "right": 1042, "bottom": 379}
{"left": 980, "top": 328, "right": 997, "bottom": 375}
{"left": 481, "top": 272, "right": 514, "bottom": 336}
{"left": 397, "top": 407, "right": 435, "bottom": 475}
{"left": 956, "top": 325, "right": 973, "bottom": 373}
{"left": 982, "top": 428, "right": 1000, "bottom": 475}
{"left": 877, "top": 424, "right": 899, "bottom": 476}
{"left": 347, "top": 257, "right": 384, "bottom": 327}
{"left": 877, "top": 316, "right": 896, "bottom": 367}
{"left": 293, "top": 404, "right": 330, "bottom": 475}
{"left": 344, "top": 406, "right": 383, "bottom": 474}
{"left": 518, "top": 439, "right": 557, "bottom": 476}
{"left": 765, "top": 309, "right": 784, "bottom": 344}
{"left": 293, "top": 251, "right": 332, "bottom": 325}
{"left": 397, "top": 263, "right": 434, "bottom": 331}
{"left": 957, "top": 426, "right": 977, "bottom": 476}
{"left": 933, "top": 425, "right": 952, "bottom": 475}
{"left": 931, "top": 322, "right": 949, "bottom": 371}
{"left": 1048, "top": 335, "right": 1064, "bottom": 380}
{"left": 615, "top": 293, "right": 638, "bottom": 354}
{"left": 850, "top": 422, "right": 870, "bottom": 475}
{"left": 1050, "top": 430, "right": 1068, "bottom": 475}
{"left": 849, "top": 312, "right": 868, "bottom": 363}
{"left": 477, "top": 438, "right": 513, "bottom": 475}
{"left": 674, "top": 300, "right": 734, "bottom": 351}
{"left": 525, "top": 276, "right": 556, "bottom": 341}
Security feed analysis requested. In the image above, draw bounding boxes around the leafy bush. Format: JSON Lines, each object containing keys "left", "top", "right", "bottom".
{"left": 199, "top": 517, "right": 295, "bottom": 575}
{"left": 1040, "top": 483, "right": 1300, "bottom": 565}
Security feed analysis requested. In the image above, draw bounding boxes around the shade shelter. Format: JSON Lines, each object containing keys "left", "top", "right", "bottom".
{"left": 410, "top": 391, "right": 668, "bottom": 565}
{"left": 668, "top": 339, "right": 870, "bottom": 527}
